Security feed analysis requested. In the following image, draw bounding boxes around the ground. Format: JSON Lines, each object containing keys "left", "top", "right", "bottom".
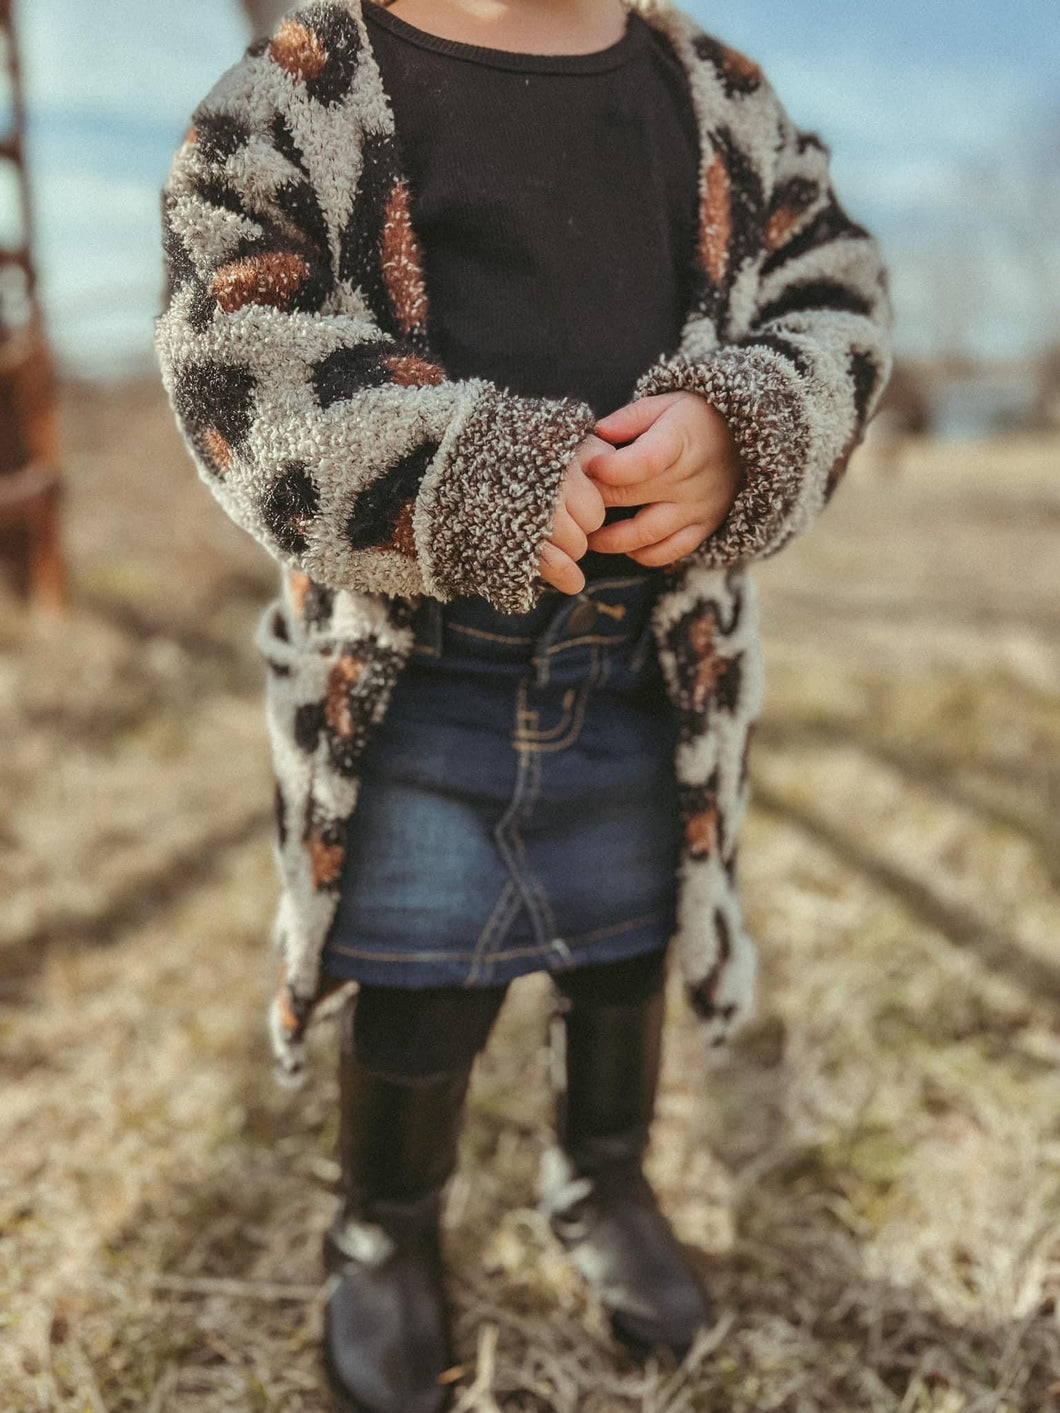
{"left": 1, "top": 380, "right": 1058, "bottom": 1411}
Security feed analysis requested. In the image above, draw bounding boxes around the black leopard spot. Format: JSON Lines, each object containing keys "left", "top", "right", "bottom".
{"left": 715, "top": 653, "right": 743, "bottom": 713}
{"left": 736, "top": 332, "right": 813, "bottom": 381}
{"left": 761, "top": 193, "right": 870, "bottom": 277}
{"left": 692, "top": 33, "right": 764, "bottom": 97}
{"left": 274, "top": 782, "right": 288, "bottom": 847}
{"left": 312, "top": 342, "right": 395, "bottom": 407}
{"left": 194, "top": 113, "right": 250, "bottom": 163}
{"left": 757, "top": 279, "right": 874, "bottom": 325}
{"left": 262, "top": 463, "right": 320, "bottom": 555}
{"left": 344, "top": 441, "right": 440, "bottom": 552}
{"left": 174, "top": 360, "right": 257, "bottom": 474}
{"left": 294, "top": 701, "right": 324, "bottom": 753}
{"left": 271, "top": 4, "right": 362, "bottom": 107}
{"left": 849, "top": 349, "right": 882, "bottom": 425}
{"left": 270, "top": 111, "right": 310, "bottom": 177}
{"left": 338, "top": 130, "right": 413, "bottom": 340}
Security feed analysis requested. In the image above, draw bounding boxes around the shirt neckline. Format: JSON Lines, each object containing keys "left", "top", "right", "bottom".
{"left": 363, "top": 4, "right": 648, "bottom": 74}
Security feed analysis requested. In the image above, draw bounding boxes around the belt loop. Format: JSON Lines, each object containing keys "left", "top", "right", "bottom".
{"left": 428, "top": 596, "right": 444, "bottom": 654}
{"left": 532, "top": 589, "right": 574, "bottom": 686}
{"left": 413, "top": 594, "right": 444, "bottom": 656}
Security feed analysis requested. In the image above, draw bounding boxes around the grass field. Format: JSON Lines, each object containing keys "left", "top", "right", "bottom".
{"left": 2, "top": 381, "right": 1058, "bottom": 1411}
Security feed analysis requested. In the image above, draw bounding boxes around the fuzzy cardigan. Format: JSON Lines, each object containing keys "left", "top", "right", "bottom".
{"left": 154, "top": 0, "right": 894, "bottom": 1088}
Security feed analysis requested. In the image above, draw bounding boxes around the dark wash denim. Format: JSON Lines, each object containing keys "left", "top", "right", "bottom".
{"left": 320, "top": 572, "right": 683, "bottom": 989}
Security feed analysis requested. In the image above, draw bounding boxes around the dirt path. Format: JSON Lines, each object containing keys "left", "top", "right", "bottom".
{"left": 2, "top": 384, "right": 1058, "bottom": 1411}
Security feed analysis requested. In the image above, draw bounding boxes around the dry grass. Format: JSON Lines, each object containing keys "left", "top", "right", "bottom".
{"left": 1, "top": 384, "right": 1058, "bottom": 1410}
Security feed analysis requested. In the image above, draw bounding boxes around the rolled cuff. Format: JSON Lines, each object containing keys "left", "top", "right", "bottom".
{"left": 414, "top": 387, "right": 598, "bottom": 613}
{"left": 633, "top": 349, "right": 812, "bottom": 567}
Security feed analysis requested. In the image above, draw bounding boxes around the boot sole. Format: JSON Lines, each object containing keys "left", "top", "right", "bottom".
{"left": 321, "top": 1340, "right": 372, "bottom": 1413}
{"left": 607, "top": 1311, "right": 699, "bottom": 1366}
{"left": 320, "top": 1337, "right": 455, "bottom": 1413}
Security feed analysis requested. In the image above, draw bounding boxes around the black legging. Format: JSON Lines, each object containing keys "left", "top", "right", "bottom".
{"left": 349, "top": 948, "right": 668, "bottom": 1078}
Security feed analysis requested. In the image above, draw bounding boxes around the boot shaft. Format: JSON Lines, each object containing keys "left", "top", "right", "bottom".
{"left": 550, "top": 984, "right": 666, "bottom": 1176}
{"left": 336, "top": 992, "right": 476, "bottom": 1217}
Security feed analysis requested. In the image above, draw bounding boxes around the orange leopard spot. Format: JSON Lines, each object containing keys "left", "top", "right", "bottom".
{"left": 825, "top": 432, "right": 858, "bottom": 501}
{"left": 688, "top": 614, "right": 716, "bottom": 660}
{"left": 694, "top": 655, "right": 728, "bottom": 709}
{"left": 386, "top": 354, "right": 445, "bottom": 387}
{"left": 324, "top": 655, "right": 365, "bottom": 738}
{"left": 288, "top": 570, "right": 311, "bottom": 615}
{"left": 212, "top": 252, "right": 311, "bottom": 312}
{"left": 721, "top": 44, "right": 763, "bottom": 87}
{"left": 686, "top": 808, "right": 719, "bottom": 857}
{"left": 275, "top": 963, "right": 299, "bottom": 1035}
{"left": 765, "top": 206, "right": 801, "bottom": 251}
{"left": 306, "top": 827, "right": 344, "bottom": 889}
{"left": 386, "top": 499, "right": 417, "bottom": 557}
{"left": 269, "top": 20, "right": 328, "bottom": 81}
{"left": 686, "top": 615, "right": 727, "bottom": 709}
{"left": 698, "top": 149, "right": 732, "bottom": 285}
{"left": 203, "top": 427, "right": 233, "bottom": 471}
{"left": 381, "top": 181, "right": 429, "bottom": 336}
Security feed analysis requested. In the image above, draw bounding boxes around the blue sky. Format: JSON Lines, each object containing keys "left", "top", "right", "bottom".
{"left": 695, "top": 0, "right": 1058, "bottom": 225}
{"left": 12, "top": 0, "right": 1060, "bottom": 375}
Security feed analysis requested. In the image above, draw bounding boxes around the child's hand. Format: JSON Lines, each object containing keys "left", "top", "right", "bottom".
{"left": 583, "top": 392, "right": 745, "bottom": 567}
{"left": 538, "top": 435, "right": 610, "bottom": 595}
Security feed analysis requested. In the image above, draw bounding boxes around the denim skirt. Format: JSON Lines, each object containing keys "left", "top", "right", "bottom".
{"left": 319, "top": 573, "right": 683, "bottom": 988}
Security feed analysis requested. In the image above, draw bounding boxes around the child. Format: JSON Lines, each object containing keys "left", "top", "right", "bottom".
{"left": 154, "top": 1, "right": 892, "bottom": 1408}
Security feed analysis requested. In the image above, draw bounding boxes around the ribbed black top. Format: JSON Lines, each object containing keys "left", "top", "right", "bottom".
{"left": 363, "top": 3, "right": 702, "bottom": 578}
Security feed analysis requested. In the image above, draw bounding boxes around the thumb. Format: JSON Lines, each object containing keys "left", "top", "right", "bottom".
{"left": 594, "top": 394, "right": 676, "bottom": 445}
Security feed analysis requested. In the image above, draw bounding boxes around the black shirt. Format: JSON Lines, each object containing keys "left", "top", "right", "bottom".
{"left": 363, "top": 4, "right": 702, "bottom": 579}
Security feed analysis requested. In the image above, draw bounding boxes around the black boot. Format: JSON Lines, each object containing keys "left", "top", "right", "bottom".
{"left": 321, "top": 994, "right": 472, "bottom": 1413}
{"left": 539, "top": 983, "right": 713, "bottom": 1361}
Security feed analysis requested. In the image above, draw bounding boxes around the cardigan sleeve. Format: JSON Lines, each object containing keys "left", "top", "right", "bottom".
{"left": 152, "top": 28, "right": 596, "bottom": 615}
{"left": 631, "top": 81, "right": 895, "bottom": 567}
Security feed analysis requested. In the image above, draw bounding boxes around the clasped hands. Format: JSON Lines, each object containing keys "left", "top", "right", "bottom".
{"left": 538, "top": 391, "right": 746, "bottom": 595}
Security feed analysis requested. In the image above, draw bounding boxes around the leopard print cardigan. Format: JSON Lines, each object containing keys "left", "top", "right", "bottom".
{"left": 154, "top": 0, "right": 893, "bottom": 1087}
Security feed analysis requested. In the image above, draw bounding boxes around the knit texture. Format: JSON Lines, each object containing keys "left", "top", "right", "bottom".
{"left": 154, "top": 0, "right": 894, "bottom": 1087}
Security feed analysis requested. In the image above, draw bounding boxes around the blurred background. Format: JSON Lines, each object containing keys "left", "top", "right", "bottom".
{"left": 2, "top": 2, "right": 1058, "bottom": 1411}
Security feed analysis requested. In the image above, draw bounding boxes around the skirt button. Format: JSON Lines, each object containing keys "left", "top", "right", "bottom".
{"left": 567, "top": 599, "right": 598, "bottom": 634}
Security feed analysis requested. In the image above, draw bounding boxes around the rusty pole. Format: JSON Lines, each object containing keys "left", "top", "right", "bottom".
{"left": 0, "top": 0, "right": 66, "bottom": 610}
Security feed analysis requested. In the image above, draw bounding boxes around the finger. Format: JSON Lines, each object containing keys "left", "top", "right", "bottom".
{"left": 590, "top": 473, "right": 655, "bottom": 511}
{"left": 587, "top": 416, "right": 687, "bottom": 489}
{"left": 563, "top": 462, "right": 607, "bottom": 532}
{"left": 627, "top": 522, "right": 713, "bottom": 567}
{"left": 593, "top": 393, "right": 684, "bottom": 445}
{"left": 539, "top": 540, "right": 586, "bottom": 595}
{"left": 575, "top": 432, "right": 618, "bottom": 461}
{"left": 548, "top": 501, "right": 589, "bottom": 561}
{"left": 585, "top": 501, "right": 687, "bottom": 554}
